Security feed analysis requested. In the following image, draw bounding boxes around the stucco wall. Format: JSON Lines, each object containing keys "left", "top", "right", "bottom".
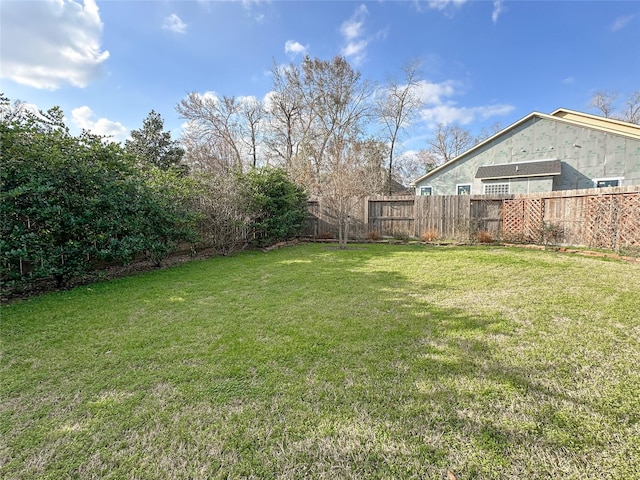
{"left": 416, "top": 117, "right": 640, "bottom": 195}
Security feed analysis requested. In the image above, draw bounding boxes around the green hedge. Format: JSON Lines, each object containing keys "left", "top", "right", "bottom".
{"left": 1, "top": 113, "right": 198, "bottom": 292}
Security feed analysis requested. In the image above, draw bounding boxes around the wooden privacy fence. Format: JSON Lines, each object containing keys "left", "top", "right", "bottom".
{"left": 303, "top": 185, "right": 640, "bottom": 249}
{"left": 504, "top": 186, "right": 640, "bottom": 250}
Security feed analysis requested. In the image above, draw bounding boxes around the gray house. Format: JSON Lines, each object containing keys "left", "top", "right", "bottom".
{"left": 413, "top": 108, "right": 640, "bottom": 196}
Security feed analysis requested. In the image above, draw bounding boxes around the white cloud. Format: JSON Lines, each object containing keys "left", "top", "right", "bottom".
{"left": 235, "top": 0, "right": 268, "bottom": 23}
{"left": 340, "top": 4, "right": 371, "bottom": 65}
{"left": 262, "top": 91, "right": 280, "bottom": 114}
{"left": 492, "top": 0, "right": 503, "bottom": 23}
{"left": 610, "top": 14, "right": 634, "bottom": 32}
{"left": 201, "top": 91, "right": 219, "bottom": 102}
{"left": 342, "top": 40, "right": 369, "bottom": 60}
{"left": 431, "top": 0, "right": 464, "bottom": 8}
{"left": 163, "top": 14, "right": 188, "bottom": 34}
{"left": 420, "top": 104, "right": 514, "bottom": 128}
{"left": 0, "top": 0, "right": 109, "bottom": 90}
{"left": 341, "top": 4, "right": 368, "bottom": 40}
{"left": 237, "top": 95, "right": 261, "bottom": 108}
{"left": 71, "top": 106, "right": 127, "bottom": 140}
{"left": 284, "top": 40, "right": 308, "bottom": 57}
{"left": 416, "top": 0, "right": 468, "bottom": 12}
{"left": 411, "top": 79, "right": 513, "bottom": 128}
{"left": 476, "top": 104, "right": 515, "bottom": 119}
{"left": 415, "top": 80, "right": 459, "bottom": 105}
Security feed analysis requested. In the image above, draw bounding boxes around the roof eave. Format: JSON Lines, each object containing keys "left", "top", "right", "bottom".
{"left": 412, "top": 111, "right": 546, "bottom": 185}
{"left": 477, "top": 171, "right": 561, "bottom": 180}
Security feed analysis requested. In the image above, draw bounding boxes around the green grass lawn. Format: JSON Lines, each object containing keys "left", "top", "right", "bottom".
{"left": 2, "top": 243, "right": 639, "bottom": 479}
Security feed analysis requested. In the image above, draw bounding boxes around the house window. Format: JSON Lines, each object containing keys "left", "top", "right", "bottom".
{"left": 594, "top": 178, "right": 622, "bottom": 188}
{"left": 420, "top": 186, "right": 433, "bottom": 196}
{"left": 484, "top": 183, "right": 510, "bottom": 195}
{"left": 457, "top": 184, "right": 471, "bottom": 195}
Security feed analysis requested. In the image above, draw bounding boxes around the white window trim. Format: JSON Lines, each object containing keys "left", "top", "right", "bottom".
{"left": 456, "top": 183, "right": 472, "bottom": 195}
{"left": 593, "top": 177, "right": 623, "bottom": 188}
{"left": 420, "top": 186, "right": 433, "bottom": 196}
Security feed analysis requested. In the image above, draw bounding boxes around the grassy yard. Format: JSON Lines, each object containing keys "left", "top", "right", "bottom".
{"left": 1, "top": 243, "right": 639, "bottom": 479}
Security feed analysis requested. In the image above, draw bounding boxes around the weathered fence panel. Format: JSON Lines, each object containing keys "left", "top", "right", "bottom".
{"left": 469, "top": 197, "right": 506, "bottom": 236}
{"left": 414, "top": 195, "right": 470, "bottom": 239}
{"left": 368, "top": 196, "right": 414, "bottom": 237}
{"left": 505, "top": 186, "right": 640, "bottom": 249}
{"left": 304, "top": 186, "right": 640, "bottom": 248}
{"left": 303, "top": 197, "right": 370, "bottom": 238}
{"left": 544, "top": 195, "right": 587, "bottom": 244}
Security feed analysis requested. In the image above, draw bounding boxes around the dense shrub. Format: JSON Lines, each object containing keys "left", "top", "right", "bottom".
{"left": 240, "top": 167, "right": 309, "bottom": 247}
{"left": 0, "top": 109, "right": 198, "bottom": 292}
{"left": 1, "top": 100, "right": 312, "bottom": 297}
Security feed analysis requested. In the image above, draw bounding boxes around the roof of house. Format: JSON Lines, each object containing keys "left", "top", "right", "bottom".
{"left": 475, "top": 159, "right": 561, "bottom": 180}
{"left": 412, "top": 108, "right": 640, "bottom": 186}
{"left": 385, "top": 176, "right": 410, "bottom": 194}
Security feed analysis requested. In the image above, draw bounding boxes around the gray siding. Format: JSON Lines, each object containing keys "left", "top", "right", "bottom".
{"left": 416, "top": 117, "right": 640, "bottom": 195}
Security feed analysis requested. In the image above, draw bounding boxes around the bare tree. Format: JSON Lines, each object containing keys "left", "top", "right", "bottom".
{"left": 0, "top": 94, "right": 29, "bottom": 123}
{"left": 0, "top": 93, "right": 61, "bottom": 128}
{"left": 193, "top": 172, "right": 253, "bottom": 255}
{"left": 177, "top": 92, "right": 246, "bottom": 174}
{"left": 590, "top": 90, "right": 640, "bottom": 124}
{"left": 376, "top": 59, "right": 424, "bottom": 194}
{"left": 278, "top": 56, "right": 379, "bottom": 246}
{"left": 620, "top": 90, "right": 640, "bottom": 124}
{"left": 398, "top": 148, "right": 447, "bottom": 191}
{"left": 181, "top": 135, "right": 237, "bottom": 176}
{"left": 263, "top": 62, "right": 313, "bottom": 171}
{"left": 324, "top": 139, "right": 386, "bottom": 245}
{"left": 238, "top": 97, "right": 265, "bottom": 169}
{"left": 426, "top": 123, "right": 475, "bottom": 165}
{"left": 475, "top": 122, "right": 502, "bottom": 143}
{"left": 590, "top": 90, "right": 618, "bottom": 118}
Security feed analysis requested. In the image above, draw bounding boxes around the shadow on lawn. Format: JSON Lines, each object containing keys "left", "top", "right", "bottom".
{"left": 289, "top": 246, "right": 617, "bottom": 475}
{"left": 3, "top": 244, "right": 631, "bottom": 478}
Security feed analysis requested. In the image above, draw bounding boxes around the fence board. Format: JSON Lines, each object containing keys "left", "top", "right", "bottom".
{"left": 368, "top": 198, "right": 414, "bottom": 236}
{"left": 304, "top": 186, "right": 640, "bottom": 248}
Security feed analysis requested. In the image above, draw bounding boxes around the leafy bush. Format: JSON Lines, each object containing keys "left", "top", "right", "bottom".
{"left": 240, "top": 167, "right": 308, "bottom": 247}
{"left": 1, "top": 106, "right": 198, "bottom": 292}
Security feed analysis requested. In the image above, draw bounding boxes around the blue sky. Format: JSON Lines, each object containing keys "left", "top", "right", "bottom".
{"left": 1, "top": 0, "right": 639, "bottom": 154}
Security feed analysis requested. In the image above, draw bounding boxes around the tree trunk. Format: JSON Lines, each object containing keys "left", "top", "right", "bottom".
{"left": 343, "top": 215, "right": 351, "bottom": 248}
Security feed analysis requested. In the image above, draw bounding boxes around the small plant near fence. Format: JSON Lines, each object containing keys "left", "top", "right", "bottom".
{"left": 391, "top": 231, "right": 411, "bottom": 243}
{"left": 366, "top": 231, "right": 382, "bottom": 241}
{"left": 420, "top": 229, "right": 440, "bottom": 242}
{"left": 463, "top": 219, "right": 484, "bottom": 244}
{"left": 541, "top": 222, "right": 565, "bottom": 245}
{"left": 476, "top": 230, "right": 495, "bottom": 244}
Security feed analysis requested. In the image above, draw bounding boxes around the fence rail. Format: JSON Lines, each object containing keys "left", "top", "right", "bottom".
{"left": 303, "top": 186, "right": 640, "bottom": 249}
